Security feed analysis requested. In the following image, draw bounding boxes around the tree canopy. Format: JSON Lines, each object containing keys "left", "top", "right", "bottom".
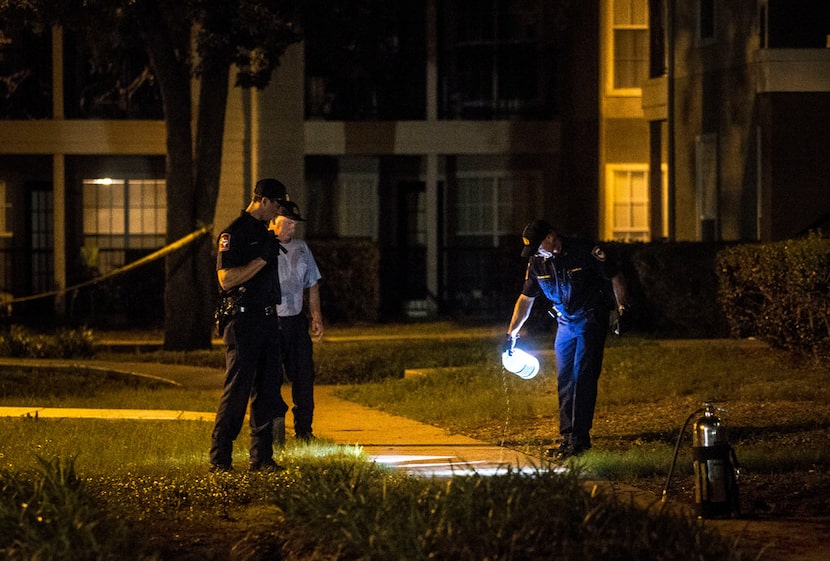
{"left": 0, "top": 0, "right": 398, "bottom": 348}
{"left": 1, "top": 0, "right": 304, "bottom": 349}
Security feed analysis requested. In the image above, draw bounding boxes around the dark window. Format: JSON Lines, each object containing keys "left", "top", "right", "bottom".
{"left": 305, "top": 1, "right": 426, "bottom": 120}
{"left": 63, "top": 32, "right": 162, "bottom": 119}
{"left": 0, "top": 28, "right": 52, "bottom": 119}
{"left": 699, "top": 0, "right": 715, "bottom": 41}
{"left": 439, "top": 0, "right": 556, "bottom": 119}
{"left": 28, "top": 186, "right": 53, "bottom": 294}
{"left": 765, "top": 0, "right": 830, "bottom": 48}
{"left": 649, "top": 0, "right": 667, "bottom": 77}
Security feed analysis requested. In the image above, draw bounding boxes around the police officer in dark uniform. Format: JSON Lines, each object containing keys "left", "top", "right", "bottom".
{"left": 210, "top": 178, "right": 289, "bottom": 473}
{"left": 505, "top": 220, "right": 630, "bottom": 460}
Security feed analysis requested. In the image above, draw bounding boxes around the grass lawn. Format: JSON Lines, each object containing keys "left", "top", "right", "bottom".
{"left": 336, "top": 334, "right": 830, "bottom": 519}
{"left": 1, "top": 323, "right": 828, "bottom": 560}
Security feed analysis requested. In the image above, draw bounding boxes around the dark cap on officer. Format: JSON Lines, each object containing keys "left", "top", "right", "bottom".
{"left": 277, "top": 200, "right": 305, "bottom": 222}
{"left": 521, "top": 220, "right": 553, "bottom": 258}
{"left": 254, "top": 178, "right": 288, "bottom": 202}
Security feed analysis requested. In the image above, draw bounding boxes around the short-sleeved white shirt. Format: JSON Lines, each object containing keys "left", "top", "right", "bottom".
{"left": 276, "top": 239, "right": 322, "bottom": 317}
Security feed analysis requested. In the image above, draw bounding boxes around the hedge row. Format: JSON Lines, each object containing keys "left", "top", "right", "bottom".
{"left": 608, "top": 242, "right": 732, "bottom": 338}
{"left": 309, "top": 240, "right": 738, "bottom": 338}
{"left": 716, "top": 232, "right": 830, "bottom": 359}
{"left": 308, "top": 238, "right": 380, "bottom": 323}
{"left": 43, "top": 235, "right": 830, "bottom": 356}
{"left": 0, "top": 325, "right": 96, "bottom": 358}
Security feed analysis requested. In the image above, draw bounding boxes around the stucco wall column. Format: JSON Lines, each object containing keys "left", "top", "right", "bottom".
{"left": 254, "top": 43, "right": 305, "bottom": 209}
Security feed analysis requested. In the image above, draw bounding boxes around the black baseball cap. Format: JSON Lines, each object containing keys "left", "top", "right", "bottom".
{"left": 277, "top": 200, "right": 305, "bottom": 222}
{"left": 521, "top": 220, "right": 553, "bottom": 257}
{"left": 254, "top": 178, "right": 288, "bottom": 201}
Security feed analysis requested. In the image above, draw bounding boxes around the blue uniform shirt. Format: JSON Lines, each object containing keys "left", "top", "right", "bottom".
{"left": 521, "top": 237, "right": 616, "bottom": 320}
{"left": 216, "top": 211, "right": 281, "bottom": 307}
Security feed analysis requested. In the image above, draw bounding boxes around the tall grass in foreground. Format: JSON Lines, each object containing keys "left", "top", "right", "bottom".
{"left": 273, "top": 459, "right": 751, "bottom": 561}
{"left": 0, "top": 457, "right": 138, "bottom": 561}
{"left": 1, "top": 452, "right": 755, "bottom": 561}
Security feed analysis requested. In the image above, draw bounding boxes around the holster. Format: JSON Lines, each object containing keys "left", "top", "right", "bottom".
{"left": 214, "top": 292, "right": 240, "bottom": 337}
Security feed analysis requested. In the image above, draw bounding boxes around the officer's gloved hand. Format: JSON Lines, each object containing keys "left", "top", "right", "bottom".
{"left": 503, "top": 334, "right": 518, "bottom": 356}
{"left": 613, "top": 305, "right": 632, "bottom": 336}
{"left": 261, "top": 234, "right": 283, "bottom": 264}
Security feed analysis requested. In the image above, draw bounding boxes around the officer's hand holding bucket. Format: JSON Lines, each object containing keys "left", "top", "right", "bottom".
{"left": 501, "top": 335, "right": 540, "bottom": 379}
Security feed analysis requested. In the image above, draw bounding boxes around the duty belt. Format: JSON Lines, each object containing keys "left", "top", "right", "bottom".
{"left": 237, "top": 305, "right": 278, "bottom": 316}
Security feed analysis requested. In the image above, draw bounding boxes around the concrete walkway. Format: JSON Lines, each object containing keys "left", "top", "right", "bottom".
{"left": 0, "top": 357, "right": 542, "bottom": 476}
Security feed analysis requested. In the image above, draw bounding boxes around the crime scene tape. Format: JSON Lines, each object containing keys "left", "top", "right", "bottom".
{"left": 6, "top": 224, "right": 213, "bottom": 305}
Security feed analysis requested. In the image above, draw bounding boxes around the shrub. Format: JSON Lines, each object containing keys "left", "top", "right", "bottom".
{"left": 612, "top": 242, "right": 732, "bottom": 338}
{"left": 54, "top": 326, "right": 96, "bottom": 358}
{"left": 0, "top": 325, "right": 96, "bottom": 359}
{"left": 308, "top": 238, "right": 380, "bottom": 323}
{"left": 716, "top": 232, "right": 830, "bottom": 358}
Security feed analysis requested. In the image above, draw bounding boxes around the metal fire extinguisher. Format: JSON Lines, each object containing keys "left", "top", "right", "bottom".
{"left": 663, "top": 402, "right": 741, "bottom": 519}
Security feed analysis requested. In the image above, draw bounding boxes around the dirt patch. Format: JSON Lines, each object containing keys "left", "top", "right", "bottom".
{"left": 632, "top": 472, "right": 830, "bottom": 561}
{"left": 471, "top": 396, "right": 830, "bottom": 561}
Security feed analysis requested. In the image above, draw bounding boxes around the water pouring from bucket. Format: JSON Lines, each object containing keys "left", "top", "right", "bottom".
{"left": 501, "top": 347, "right": 540, "bottom": 379}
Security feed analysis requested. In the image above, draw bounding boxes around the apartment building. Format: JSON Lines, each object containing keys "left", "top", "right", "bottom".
{"left": 642, "top": 0, "right": 830, "bottom": 241}
{"left": 1, "top": 0, "right": 826, "bottom": 324}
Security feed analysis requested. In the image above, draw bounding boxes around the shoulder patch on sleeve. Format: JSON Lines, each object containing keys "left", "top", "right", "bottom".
{"left": 591, "top": 246, "right": 606, "bottom": 262}
{"left": 219, "top": 233, "right": 231, "bottom": 252}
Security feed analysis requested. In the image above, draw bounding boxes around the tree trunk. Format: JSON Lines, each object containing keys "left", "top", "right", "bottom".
{"left": 185, "top": 49, "right": 232, "bottom": 350}
{"left": 131, "top": 0, "right": 297, "bottom": 349}
{"left": 138, "top": 7, "right": 212, "bottom": 350}
{"left": 159, "top": 34, "right": 231, "bottom": 349}
{"left": 163, "top": 95, "right": 209, "bottom": 349}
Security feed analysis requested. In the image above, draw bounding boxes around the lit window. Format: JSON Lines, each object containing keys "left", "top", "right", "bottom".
{"left": 606, "top": 164, "right": 667, "bottom": 242}
{"left": 612, "top": 0, "right": 649, "bottom": 91}
{"left": 611, "top": 169, "right": 649, "bottom": 241}
{"left": 82, "top": 178, "right": 166, "bottom": 273}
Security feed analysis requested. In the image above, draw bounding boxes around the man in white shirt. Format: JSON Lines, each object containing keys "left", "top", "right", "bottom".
{"left": 270, "top": 201, "right": 323, "bottom": 442}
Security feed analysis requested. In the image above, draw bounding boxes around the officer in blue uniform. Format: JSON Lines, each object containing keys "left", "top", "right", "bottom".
{"left": 210, "top": 178, "right": 289, "bottom": 473}
{"left": 505, "top": 220, "right": 629, "bottom": 460}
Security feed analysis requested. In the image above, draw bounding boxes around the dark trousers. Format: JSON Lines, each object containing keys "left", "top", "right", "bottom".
{"left": 554, "top": 310, "right": 609, "bottom": 449}
{"left": 279, "top": 313, "right": 315, "bottom": 437}
{"left": 210, "top": 314, "right": 285, "bottom": 467}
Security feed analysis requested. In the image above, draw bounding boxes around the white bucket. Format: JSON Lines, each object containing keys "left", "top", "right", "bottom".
{"left": 501, "top": 348, "right": 540, "bottom": 379}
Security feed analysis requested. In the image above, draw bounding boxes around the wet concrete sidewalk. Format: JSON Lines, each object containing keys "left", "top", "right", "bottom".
{"left": 0, "top": 357, "right": 542, "bottom": 476}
